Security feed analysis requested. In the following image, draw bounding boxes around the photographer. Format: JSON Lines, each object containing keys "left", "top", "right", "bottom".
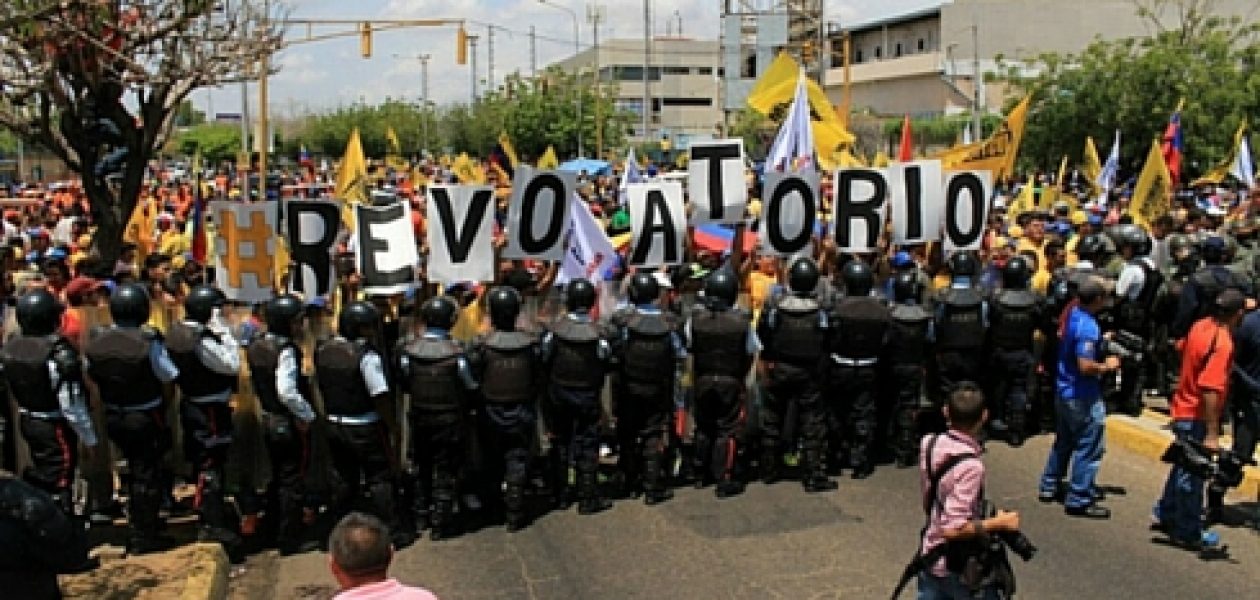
{"left": 1153, "top": 289, "right": 1245, "bottom": 551}
{"left": 1038, "top": 276, "right": 1118, "bottom": 518}
{"left": 903, "top": 384, "right": 1023, "bottom": 600}
{"left": 1206, "top": 290, "right": 1260, "bottom": 523}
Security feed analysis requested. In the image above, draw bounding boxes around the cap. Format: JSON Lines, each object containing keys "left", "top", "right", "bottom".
{"left": 64, "top": 276, "right": 101, "bottom": 303}
{"left": 1216, "top": 288, "right": 1247, "bottom": 313}
{"left": 1087, "top": 214, "right": 1104, "bottom": 226}
{"left": 892, "top": 251, "right": 914, "bottom": 268}
{"left": 609, "top": 210, "right": 631, "bottom": 231}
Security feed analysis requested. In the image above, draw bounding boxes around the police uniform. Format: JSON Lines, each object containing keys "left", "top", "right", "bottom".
{"left": 826, "top": 293, "right": 890, "bottom": 478}
{"left": 608, "top": 304, "right": 686, "bottom": 502}
{"left": 885, "top": 301, "right": 932, "bottom": 466}
{"left": 166, "top": 317, "right": 240, "bottom": 539}
{"left": 0, "top": 333, "right": 98, "bottom": 512}
{"left": 934, "top": 283, "right": 987, "bottom": 400}
{"left": 987, "top": 287, "right": 1041, "bottom": 443}
{"left": 399, "top": 329, "right": 477, "bottom": 539}
{"left": 315, "top": 336, "right": 398, "bottom": 533}
{"left": 245, "top": 332, "right": 317, "bottom": 551}
{"left": 756, "top": 294, "right": 827, "bottom": 483}
{"left": 1113, "top": 256, "right": 1163, "bottom": 416}
{"left": 541, "top": 311, "right": 612, "bottom": 512}
{"left": 84, "top": 325, "right": 179, "bottom": 544}
{"left": 686, "top": 305, "right": 758, "bottom": 489}
{"left": 471, "top": 329, "right": 541, "bottom": 529}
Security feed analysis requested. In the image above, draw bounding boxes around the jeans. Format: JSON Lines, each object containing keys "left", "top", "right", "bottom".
{"left": 1154, "top": 420, "right": 1207, "bottom": 541}
{"left": 1039, "top": 396, "right": 1105, "bottom": 508}
{"left": 917, "top": 571, "right": 1002, "bottom": 600}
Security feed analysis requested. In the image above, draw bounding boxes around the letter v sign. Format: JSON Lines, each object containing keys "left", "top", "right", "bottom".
{"left": 430, "top": 186, "right": 494, "bottom": 263}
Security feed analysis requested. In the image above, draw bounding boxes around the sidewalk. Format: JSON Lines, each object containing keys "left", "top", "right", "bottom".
{"left": 1106, "top": 406, "right": 1260, "bottom": 500}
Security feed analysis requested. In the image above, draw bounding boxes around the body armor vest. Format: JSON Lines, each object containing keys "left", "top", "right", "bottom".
{"left": 619, "top": 311, "right": 676, "bottom": 382}
{"left": 828, "top": 297, "right": 889, "bottom": 360}
{"left": 690, "top": 308, "right": 751, "bottom": 378}
{"left": 1117, "top": 260, "right": 1164, "bottom": 334}
{"left": 316, "top": 338, "right": 375, "bottom": 416}
{"left": 166, "top": 322, "right": 237, "bottom": 400}
{"left": 1, "top": 336, "right": 63, "bottom": 413}
{"left": 405, "top": 338, "right": 465, "bottom": 411}
{"left": 887, "top": 305, "right": 931, "bottom": 365}
{"left": 769, "top": 298, "right": 825, "bottom": 365}
{"left": 478, "top": 331, "right": 538, "bottom": 404}
{"left": 936, "top": 288, "right": 985, "bottom": 351}
{"left": 246, "top": 334, "right": 304, "bottom": 415}
{"left": 548, "top": 316, "right": 604, "bottom": 389}
{"left": 85, "top": 328, "right": 162, "bottom": 408}
{"left": 990, "top": 290, "right": 1038, "bottom": 350}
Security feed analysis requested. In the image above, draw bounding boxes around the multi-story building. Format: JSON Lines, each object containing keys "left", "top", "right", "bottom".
{"left": 551, "top": 38, "right": 722, "bottom": 149}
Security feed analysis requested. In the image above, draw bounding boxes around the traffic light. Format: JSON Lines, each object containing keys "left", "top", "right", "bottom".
{"left": 360, "top": 22, "right": 372, "bottom": 58}
{"left": 456, "top": 26, "right": 468, "bottom": 65}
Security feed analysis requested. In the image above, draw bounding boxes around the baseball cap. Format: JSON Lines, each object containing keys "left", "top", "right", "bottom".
{"left": 64, "top": 277, "right": 102, "bottom": 304}
{"left": 892, "top": 251, "right": 914, "bottom": 269}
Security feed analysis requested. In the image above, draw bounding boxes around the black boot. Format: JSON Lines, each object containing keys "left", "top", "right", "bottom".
{"left": 576, "top": 471, "right": 611, "bottom": 515}
{"left": 1007, "top": 413, "right": 1026, "bottom": 447}
{"left": 715, "top": 479, "right": 745, "bottom": 499}
{"left": 429, "top": 491, "right": 455, "bottom": 541}
{"left": 759, "top": 444, "right": 781, "bottom": 484}
{"left": 802, "top": 447, "right": 837, "bottom": 492}
{"left": 504, "top": 478, "right": 528, "bottom": 532}
{"left": 642, "top": 451, "right": 673, "bottom": 506}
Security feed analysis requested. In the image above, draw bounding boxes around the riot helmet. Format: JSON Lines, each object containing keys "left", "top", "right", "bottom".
{"left": 841, "top": 260, "right": 875, "bottom": 296}
{"left": 702, "top": 269, "right": 739, "bottom": 310}
{"left": 419, "top": 296, "right": 459, "bottom": 330}
{"left": 787, "top": 257, "right": 819, "bottom": 295}
{"left": 891, "top": 270, "right": 921, "bottom": 304}
{"left": 628, "top": 272, "right": 660, "bottom": 305}
{"left": 487, "top": 286, "right": 522, "bottom": 331}
{"left": 184, "top": 285, "right": 226, "bottom": 324}
{"left": 947, "top": 251, "right": 978, "bottom": 278}
{"left": 1077, "top": 233, "right": 1109, "bottom": 263}
{"left": 338, "top": 301, "right": 381, "bottom": 340}
{"left": 16, "top": 289, "right": 64, "bottom": 336}
{"left": 1001, "top": 255, "right": 1031, "bottom": 289}
{"left": 566, "top": 278, "right": 597, "bottom": 313}
{"left": 265, "top": 294, "right": 305, "bottom": 337}
{"left": 109, "top": 283, "right": 151, "bottom": 328}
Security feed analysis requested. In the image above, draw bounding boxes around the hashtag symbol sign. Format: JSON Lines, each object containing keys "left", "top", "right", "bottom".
{"left": 217, "top": 205, "right": 275, "bottom": 297}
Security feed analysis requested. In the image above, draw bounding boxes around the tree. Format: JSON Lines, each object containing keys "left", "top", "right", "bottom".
{"left": 173, "top": 123, "right": 241, "bottom": 163}
{"left": 0, "top": 1, "right": 280, "bottom": 263}
{"left": 996, "top": 0, "right": 1260, "bottom": 177}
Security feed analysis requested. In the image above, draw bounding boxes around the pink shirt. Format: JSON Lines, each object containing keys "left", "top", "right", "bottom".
{"left": 333, "top": 579, "right": 440, "bottom": 600}
{"left": 918, "top": 431, "right": 985, "bottom": 577}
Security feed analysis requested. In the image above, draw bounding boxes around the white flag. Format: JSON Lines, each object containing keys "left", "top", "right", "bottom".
{"left": 1232, "top": 135, "right": 1256, "bottom": 190}
{"left": 619, "top": 147, "right": 643, "bottom": 205}
{"left": 765, "top": 70, "right": 814, "bottom": 172}
{"left": 558, "top": 194, "right": 618, "bottom": 285}
{"left": 1097, "top": 129, "right": 1121, "bottom": 202}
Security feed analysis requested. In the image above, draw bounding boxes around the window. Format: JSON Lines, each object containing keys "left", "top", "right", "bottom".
{"left": 612, "top": 66, "right": 660, "bottom": 81}
{"left": 855, "top": 49, "right": 864, "bottom": 63}
{"left": 662, "top": 97, "right": 712, "bottom": 107}
{"left": 662, "top": 66, "right": 690, "bottom": 75}
{"left": 698, "top": 67, "right": 713, "bottom": 75}
{"left": 918, "top": 38, "right": 925, "bottom": 52}
{"left": 895, "top": 43, "right": 902, "bottom": 57}
{"left": 874, "top": 45, "right": 882, "bottom": 59}
{"left": 616, "top": 99, "right": 644, "bottom": 117}
{"left": 742, "top": 53, "right": 757, "bottom": 78}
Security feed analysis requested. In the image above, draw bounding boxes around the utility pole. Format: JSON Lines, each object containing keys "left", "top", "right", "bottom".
{"left": 469, "top": 34, "right": 480, "bottom": 102}
{"left": 420, "top": 54, "right": 431, "bottom": 152}
{"left": 257, "top": 0, "right": 271, "bottom": 203}
{"left": 487, "top": 26, "right": 495, "bottom": 92}
{"left": 588, "top": 4, "right": 605, "bottom": 158}
{"left": 971, "top": 22, "right": 982, "bottom": 141}
{"left": 530, "top": 26, "right": 537, "bottom": 76}
{"left": 642, "top": 0, "right": 651, "bottom": 144}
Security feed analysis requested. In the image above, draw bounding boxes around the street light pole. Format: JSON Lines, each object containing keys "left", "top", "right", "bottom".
{"left": 420, "top": 54, "right": 431, "bottom": 152}
{"left": 539, "top": 0, "right": 583, "bottom": 158}
{"left": 971, "top": 22, "right": 982, "bottom": 141}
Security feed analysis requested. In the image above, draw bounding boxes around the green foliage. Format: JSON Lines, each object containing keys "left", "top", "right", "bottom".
{"left": 996, "top": 6, "right": 1260, "bottom": 176}
{"left": 174, "top": 100, "right": 207, "bottom": 127}
{"left": 729, "top": 108, "right": 771, "bottom": 157}
{"left": 881, "top": 113, "right": 1003, "bottom": 147}
{"left": 288, "top": 67, "right": 631, "bottom": 161}
{"left": 173, "top": 124, "right": 241, "bottom": 163}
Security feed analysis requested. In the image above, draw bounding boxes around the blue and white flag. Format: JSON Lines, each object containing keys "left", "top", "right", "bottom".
{"left": 765, "top": 70, "right": 814, "bottom": 172}
{"left": 619, "top": 147, "right": 643, "bottom": 205}
{"left": 558, "top": 193, "right": 617, "bottom": 285}
{"left": 1232, "top": 135, "right": 1255, "bottom": 190}
{"left": 1097, "top": 129, "right": 1121, "bottom": 202}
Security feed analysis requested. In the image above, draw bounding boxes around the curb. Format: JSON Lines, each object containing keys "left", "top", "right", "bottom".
{"left": 1105, "top": 411, "right": 1260, "bottom": 500}
{"left": 179, "top": 543, "right": 230, "bottom": 600}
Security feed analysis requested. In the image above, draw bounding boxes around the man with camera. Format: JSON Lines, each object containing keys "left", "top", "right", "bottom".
{"left": 1038, "top": 276, "right": 1118, "bottom": 519}
{"left": 1154, "top": 289, "right": 1245, "bottom": 551}
{"left": 896, "top": 383, "right": 1026, "bottom": 599}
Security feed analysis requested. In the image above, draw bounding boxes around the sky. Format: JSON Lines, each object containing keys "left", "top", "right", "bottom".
{"left": 194, "top": 0, "right": 946, "bottom": 118}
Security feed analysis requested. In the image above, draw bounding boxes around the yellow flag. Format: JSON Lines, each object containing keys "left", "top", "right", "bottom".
{"left": 1129, "top": 139, "right": 1173, "bottom": 227}
{"left": 936, "top": 95, "right": 1031, "bottom": 181}
{"left": 452, "top": 152, "right": 486, "bottom": 184}
{"left": 872, "top": 151, "right": 890, "bottom": 168}
{"left": 498, "top": 131, "right": 520, "bottom": 168}
{"left": 1083, "top": 137, "right": 1103, "bottom": 196}
{"left": 386, "top": 127, "right": 402, "bottom": 156}
{"left": 1192, "top": 120, "right": 1246, "bottom": 187}
{"left": 538, "top": 145, "right": 560, "bottom": 170}
{"left": 1041, "top": 155, "right": 1070, "bottom": 208}
{"left": 335, "top": 128, "right": 370, "bottom": 227}
{"left": 1007, "top": 174, "right": 1036, "bottom": 222}
{"left": 746, "top": 51, "right": 855, "bottom": 155}
{"left": 745, "top": 52, "right": 799, "bottom": 114}
{"left": 835, "top": 148, "right": 866, "bottom": 168}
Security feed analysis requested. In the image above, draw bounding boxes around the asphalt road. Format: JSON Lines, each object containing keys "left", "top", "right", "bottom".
{"left": 229, "top": 433, "right": 1260, "bottom": 600}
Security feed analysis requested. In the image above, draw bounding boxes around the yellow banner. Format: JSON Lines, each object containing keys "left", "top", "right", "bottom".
{"left": 452, "top": 152, "right": 487, "bottom": 184}
{"left": 937, "top": 95, "right": 1031, "bottom": 181}
{"left": 538, "top": 145, "right": 560, "bottom": 170}
{"left": 1129, "top": 139, "right": 1172, "bottom": 227}
{"left": 1007, "top": 174, "right": 1036, "bottom": 222}
{"left": 498, "top": 131, "right": 520, "bottom": 168}
{"left": 1083, "top": 136, "right": 1102, "bottom": 196}
{"left": 1191, "top": 120, "right": 1246, "bottom": 187}
{"left": 335, "top": 128, "right": 369, "bottom": 227}
{"left": 746, "top": 51, "right": 856, "bottom": 155}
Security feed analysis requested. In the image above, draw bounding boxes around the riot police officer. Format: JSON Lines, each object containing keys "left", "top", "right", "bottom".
{"left": 825, "top": 260, "right": 889, "bottom": 481}
{"left": 0, "top": 290, "right": 98, "bottom": 515}
{"left": 1172, "top": 235, "right": 1253, "bottom": 339}
{"left": 1113, "top": 225, "right": 1162, "bottom": 416}
{"left": 400, "top": 296, "right": 477, "bottom": 540}
{"left": 245, "top": 294, "right": 318, "bottom": 554}
{"left": 885, "top": 271, "right": 933, "bottom": 467}
{"left": 315, "top": 301, "right": 409, "bottom": 547}
{"left": 756, "top": 257, "right": 828, "bottom": 486}
{"left": 986, "top": 256, "right": 1041, "bottom": 446}
{"left": 165, "top": 285, "right": 241, "bottom": 547}
{"left": 686, "top": 270, "right": 759, "bottom": 498}
{"left": 84, "top": 283, "right": 180, "bottom": 554}
{"left": 541, "top": 278, "right": 613, "bottom": 515}
{"left": 608, "top": 272, "right": 686, "bottom": 505}
{"left": 471, "top": 287, "right": 542, "bottom": 531}
{"left": 934, "top": 252, "right": 988, "bottom": 401}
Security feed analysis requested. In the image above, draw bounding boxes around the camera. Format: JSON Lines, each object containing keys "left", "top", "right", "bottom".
{"left": 980, "top": 500, "right": 1037, "bottom": 562}
{"left": 1100, "top": 330, "right": 1144, "bottom": 362}
{"left": 1161, "top": 437, "right": 1256, "bottom": 491}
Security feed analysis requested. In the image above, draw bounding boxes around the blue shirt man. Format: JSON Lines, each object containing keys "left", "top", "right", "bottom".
{"left": 1057, "top": 304, "right": 1103, "bottom": 401}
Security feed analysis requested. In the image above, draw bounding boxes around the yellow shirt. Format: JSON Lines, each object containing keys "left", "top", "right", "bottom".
{"left": 1016, "top": 237, "right": 1047, "bottom": 273}
{"left": 158, "top": 230, "right": 190, "bottom": 257}
{"left": 745, "top": 271, "right": 777, "bottom": 322}
{"left": 1030, "top": 269, "right": 1051, "bottom": 296}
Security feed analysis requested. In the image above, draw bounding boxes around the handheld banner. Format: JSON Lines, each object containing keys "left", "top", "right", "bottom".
{"left": 503, "top": 166, "right": 575, "bottom": 260}
{"left": 212, "top": 201, "right": 278, "bottom": 303}
{"left": 688, "top": 139, "right": 747, "bottom": 224}
{"left": 558, "top": 193, "right": 619, "bottom": 285}
{"left": 426, "top": 185, "right": 496, "bottom": 284}
{"left": 835, "top": 168, "right": 890, "bottom": 253}
{"left": 626, "top": 182, "right": 686, "bottom": 266}
{"left": 354, "top": 202, "right": 419, "bottom": 295}
{"left": 889, "top": 160, "right": 944, "bottom": 245}
{"left": 285, "top": 200, "right": 340, "bottom": 298}
{"left": 760, "top": 171, "right": 820, "bottom": 257}
{"left": 943, "top": 170, "right": 994, "bottom": 253}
